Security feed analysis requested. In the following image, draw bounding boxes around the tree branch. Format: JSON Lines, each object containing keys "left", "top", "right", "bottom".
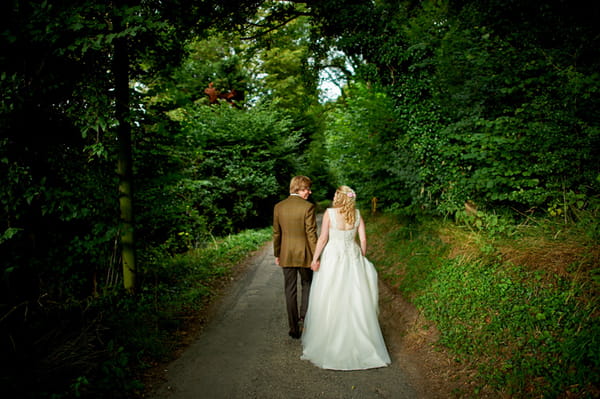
{"left": 242, "top": 14, "right": 309, "bottom": 40}
{"left": 0, "top": 301, "right": 29, "bottom": 325}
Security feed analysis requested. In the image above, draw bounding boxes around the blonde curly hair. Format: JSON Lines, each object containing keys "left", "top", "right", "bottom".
{"left": 332, "top": 185, "right": 357, "bottom": 225}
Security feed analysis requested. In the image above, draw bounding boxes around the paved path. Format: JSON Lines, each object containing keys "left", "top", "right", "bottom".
{"left": 151, "top": 243, "right": 418, "bottom": 399}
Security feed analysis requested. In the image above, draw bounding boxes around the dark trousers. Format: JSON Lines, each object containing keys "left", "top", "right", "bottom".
{"left": 282, "top": 267, "right": 313, "bottom": 333}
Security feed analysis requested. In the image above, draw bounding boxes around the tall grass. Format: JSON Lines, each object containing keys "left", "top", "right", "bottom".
{"left": 366, "top": 213, "right": 599, "bottom": 398}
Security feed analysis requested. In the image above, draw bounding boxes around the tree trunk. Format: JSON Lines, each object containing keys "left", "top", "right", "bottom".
{"left": 113, "top": 10, "right": 136, "bottom": 293}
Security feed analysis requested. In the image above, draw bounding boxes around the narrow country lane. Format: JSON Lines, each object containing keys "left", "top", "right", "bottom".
{"left": 150, "top": 241, "right": 419, "bottom": 399}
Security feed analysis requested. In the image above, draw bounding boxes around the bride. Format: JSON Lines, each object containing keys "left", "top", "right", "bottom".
{"left": 301, "top": 186, "right": 391, "bottom": 370}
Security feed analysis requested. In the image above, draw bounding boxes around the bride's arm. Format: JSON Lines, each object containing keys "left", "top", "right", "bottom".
{"left": 311, "top": 211, "right": 330, "bottom": 270}
{"left": 358, "top": 217, "right": 367, "bottom": 256}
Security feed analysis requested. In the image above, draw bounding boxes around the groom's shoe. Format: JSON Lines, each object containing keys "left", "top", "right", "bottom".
{"left": 289, "top": 328, "right": 301, "bottom": 339}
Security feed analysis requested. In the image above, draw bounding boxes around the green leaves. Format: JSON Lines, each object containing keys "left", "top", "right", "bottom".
{"left": 135, "top": 101, "right": 301, "bottom": 250}
{"left": 369, "top": 214, "right": 599, "bottom": 397}
{"left": 316, "top": 0, "right": 600, "bottom": 218}
{"left": 0, "top": 227, "right": 22, "bottom": 245}
{"left": 323, "top": 82, "right": 409, "bottom": 206}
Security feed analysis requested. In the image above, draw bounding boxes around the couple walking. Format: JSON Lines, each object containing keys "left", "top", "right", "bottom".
{"left": 273, "top": 176, "right": 391, "bottom": 370}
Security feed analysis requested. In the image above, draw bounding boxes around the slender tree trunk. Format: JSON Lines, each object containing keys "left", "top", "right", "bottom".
{"left": 113, "top": 10, "right": 136, "bottom": 293}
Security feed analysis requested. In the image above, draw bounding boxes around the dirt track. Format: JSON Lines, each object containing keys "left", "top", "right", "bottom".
{"left": 149, "top": 242, "right": 422, "bottom": 399}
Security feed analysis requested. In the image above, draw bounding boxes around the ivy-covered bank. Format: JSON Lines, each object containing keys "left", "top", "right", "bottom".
{"left": 367, "top": 213, "right": 599, "bottom": 398}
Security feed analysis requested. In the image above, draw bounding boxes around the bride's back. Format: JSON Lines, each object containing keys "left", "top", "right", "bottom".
{"left": 329, "top": 207, "right": 358, "bottom": 232}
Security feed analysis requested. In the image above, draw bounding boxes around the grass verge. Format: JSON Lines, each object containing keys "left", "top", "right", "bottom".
{"left": 366, "top": 213, "right": 599, "bottom": 398}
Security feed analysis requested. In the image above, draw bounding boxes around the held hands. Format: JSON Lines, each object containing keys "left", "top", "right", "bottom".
{"left": 311, "top": 259, "right": 320, "bottom": 271}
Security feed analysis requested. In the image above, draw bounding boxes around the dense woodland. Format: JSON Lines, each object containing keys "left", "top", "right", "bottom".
{"left": 1, "top": 0, "right": 598, "bottom": 397}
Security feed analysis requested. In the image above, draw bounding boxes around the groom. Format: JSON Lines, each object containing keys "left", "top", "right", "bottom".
{"left": 273, "top": 176, "right": 318, "bottom": 339}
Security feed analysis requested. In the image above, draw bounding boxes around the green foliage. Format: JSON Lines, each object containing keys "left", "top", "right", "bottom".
{"left": 0, "top": 131, "right": 120, "bottom": 298}
{"left": 305, "top": 128, "right": 337, "bottom": 200}
{"left": 161, "top": 32, "right": 251, "bottom": 107}
{"left": 367, "top": 215, "right": 448, "bottom": 297}
{"left": 148, "top": 103, "right": 300, "bottom": 239}
{"left": 248, "top": 9, "right": 324, "bottom": 164}
{"left": 416, "top": 258, "right": 598, "bottom": 397}
{"left": 259, "top": 44, "right": 316, "bottom": 111}
{"left": 1, "top": 2, "right": 292, "bottom": 398}
{"left": 323, "top": 82, "right": 411, "bottom": 208}
{"left": 1, "top": 227, "right": 271, "bottom": 398}
{"left": 368, "top": 214, "right": 599, "bottom": 397}
{"left": 3, "top": 0, "right": 599, "bottom": 397}
{"left": 133, "top": 26, "right": 323, "bottom": 249}
{"left": 118, "top": 227, "right": 272, "bottom": 362}
{"left": 312, "top": 0, "right": 600, "bottom": 218}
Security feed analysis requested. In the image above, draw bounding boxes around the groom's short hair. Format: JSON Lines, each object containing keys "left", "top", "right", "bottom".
{"left": 290, "top": 175, "right": 312, "bottom": 194}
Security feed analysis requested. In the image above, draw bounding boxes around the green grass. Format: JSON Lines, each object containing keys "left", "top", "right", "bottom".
{"left": 366, "top": 213, "right": 599, "bottom": 398}
{"left": 134, "top": 227, "right": 272, "bottom": 346}
{"left": 79, "top": 227, "right": 273, "bottom": 398}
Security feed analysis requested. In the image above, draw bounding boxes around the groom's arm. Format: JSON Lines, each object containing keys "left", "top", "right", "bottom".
{"left": 273, "top": 207, "right": 282, "bottom": 260}
{"left": 305, "top": 204, "right": 317, "bottom": 254}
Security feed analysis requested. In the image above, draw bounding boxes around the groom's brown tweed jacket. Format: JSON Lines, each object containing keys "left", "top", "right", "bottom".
{"left": 273, "top": 195, "right": 317, "bottom": 268}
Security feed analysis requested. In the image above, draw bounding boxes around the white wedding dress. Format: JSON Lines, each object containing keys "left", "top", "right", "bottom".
{"left": 301, "top": 208, "right": 391, "bottom": 370}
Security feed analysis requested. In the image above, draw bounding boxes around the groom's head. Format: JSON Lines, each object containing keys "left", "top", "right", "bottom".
{"left": 290, "top": 176, "right": 312, "bottom": 199}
